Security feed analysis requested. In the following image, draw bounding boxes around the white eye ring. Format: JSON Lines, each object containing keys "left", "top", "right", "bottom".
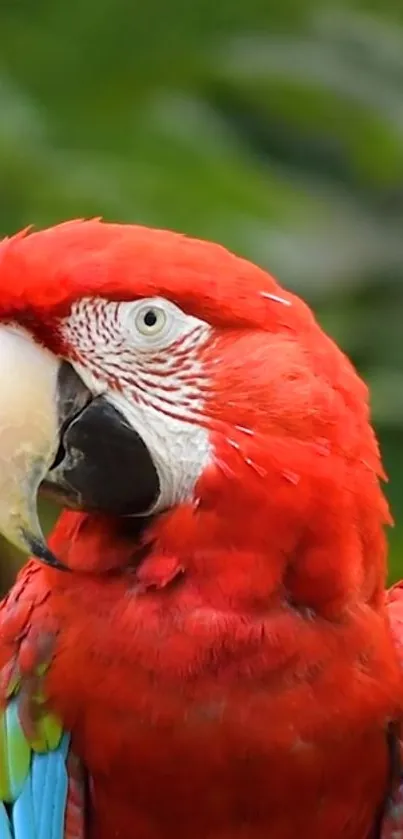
{"left": 134, "top": 304, "right": 167, "bottom": 337}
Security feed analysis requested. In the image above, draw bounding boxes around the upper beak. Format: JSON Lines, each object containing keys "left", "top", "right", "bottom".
{"left": 0, "top": 325, "right": 160, "bottom": 570}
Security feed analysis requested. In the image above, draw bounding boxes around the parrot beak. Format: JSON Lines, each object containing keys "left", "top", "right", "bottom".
{"left": 0, "top": 325, "right": 71, "bottom": 569}
{"left": 0, "top": 324, "right": 160, "bottom": 570}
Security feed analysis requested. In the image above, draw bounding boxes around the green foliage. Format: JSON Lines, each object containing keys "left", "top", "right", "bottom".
{"left": 0, "top": 0, "right": 402, "bottom": 584}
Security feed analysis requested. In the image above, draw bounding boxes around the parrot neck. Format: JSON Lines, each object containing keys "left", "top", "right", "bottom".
{"left": 145, "top": 430, "right": 389, "bottom": 620}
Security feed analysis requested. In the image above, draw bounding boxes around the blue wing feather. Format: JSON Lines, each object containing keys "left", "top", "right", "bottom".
{"left": 0, "top": 802, "right": 13, "bottom": 839}
{"left": 12, "top": 779, "right": 37, "bottom": 839}
{"left": 5, "top": 737, "right": 70, "bottom": 839}
{"left": 1, "top": 708, "right": 82, "bottom": 839}
{"left": 32, "top": 736, "right": 70, "bottom": 839}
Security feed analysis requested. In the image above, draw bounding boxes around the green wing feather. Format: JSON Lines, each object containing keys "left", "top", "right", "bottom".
{"left": 0, "top": 658, "right": 81, "bottom": 839}
{"left": 0, "top": 664, "right": 64, "bottom": 802}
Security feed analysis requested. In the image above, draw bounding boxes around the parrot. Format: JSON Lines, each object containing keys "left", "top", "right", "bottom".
{"left": 0, "top": 218, "right": 402, "bottom": 839}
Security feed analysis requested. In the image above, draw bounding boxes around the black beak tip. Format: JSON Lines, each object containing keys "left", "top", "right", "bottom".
{"left": 22, "top": 531, "right": 69, "bottom": 572}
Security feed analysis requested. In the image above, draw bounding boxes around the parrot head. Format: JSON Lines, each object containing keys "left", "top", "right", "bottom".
{"left": 0, "top": 219, "right": 388, "bottom": 613}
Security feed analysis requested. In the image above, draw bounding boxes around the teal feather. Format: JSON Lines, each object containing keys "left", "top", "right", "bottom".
{"left": 0, "top": 802, "right": 12, "bottom": 839}
{"left": 0, "top": 696, "right": 83, "bottom": 838}
{"left": 12, "top": 779, "right": 37, "bottom": 839}
{"left": 10, "top": 738, "right": 70, "bottom": 839}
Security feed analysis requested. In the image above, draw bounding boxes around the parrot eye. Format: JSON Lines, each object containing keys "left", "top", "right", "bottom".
{"left": 135, "top": 304, "right": 167, "bottom": 337}
{"left": 121, "top": 297, "right": 188, "bottom": 349}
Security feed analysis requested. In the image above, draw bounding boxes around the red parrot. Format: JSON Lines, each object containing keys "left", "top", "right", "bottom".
{"left": 0, "top": 219, "right": 402, "bottom": 839}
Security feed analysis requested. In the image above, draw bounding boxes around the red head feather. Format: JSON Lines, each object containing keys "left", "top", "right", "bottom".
{"left": 0, "top": 218, "right": 388, "bottom": 616}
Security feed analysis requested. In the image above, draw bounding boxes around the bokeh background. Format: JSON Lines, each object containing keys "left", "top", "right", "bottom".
{"left": 1, "top": 0, "right": 403, "bottom": 594}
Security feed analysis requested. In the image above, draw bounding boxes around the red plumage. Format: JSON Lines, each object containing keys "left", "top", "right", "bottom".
{"left": 0, "top": 220, "right": 402, "bottom": 838}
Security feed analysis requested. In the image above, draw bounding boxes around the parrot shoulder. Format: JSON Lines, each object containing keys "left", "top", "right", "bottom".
{"left": 0, "top": 560, "right": 86, "bottom": 838}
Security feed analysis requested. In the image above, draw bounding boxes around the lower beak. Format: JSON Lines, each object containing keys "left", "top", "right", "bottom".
{"left": 0, "top": 326, "right": 160, "bottom": 569}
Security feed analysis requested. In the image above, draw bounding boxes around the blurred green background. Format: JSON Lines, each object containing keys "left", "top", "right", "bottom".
{"left": 1, "top": 0, "right": 403, "bottom": 594}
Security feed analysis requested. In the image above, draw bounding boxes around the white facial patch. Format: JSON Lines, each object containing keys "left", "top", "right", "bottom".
{"left": 61, "top": 297, "right": 213, "bottom": 512}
